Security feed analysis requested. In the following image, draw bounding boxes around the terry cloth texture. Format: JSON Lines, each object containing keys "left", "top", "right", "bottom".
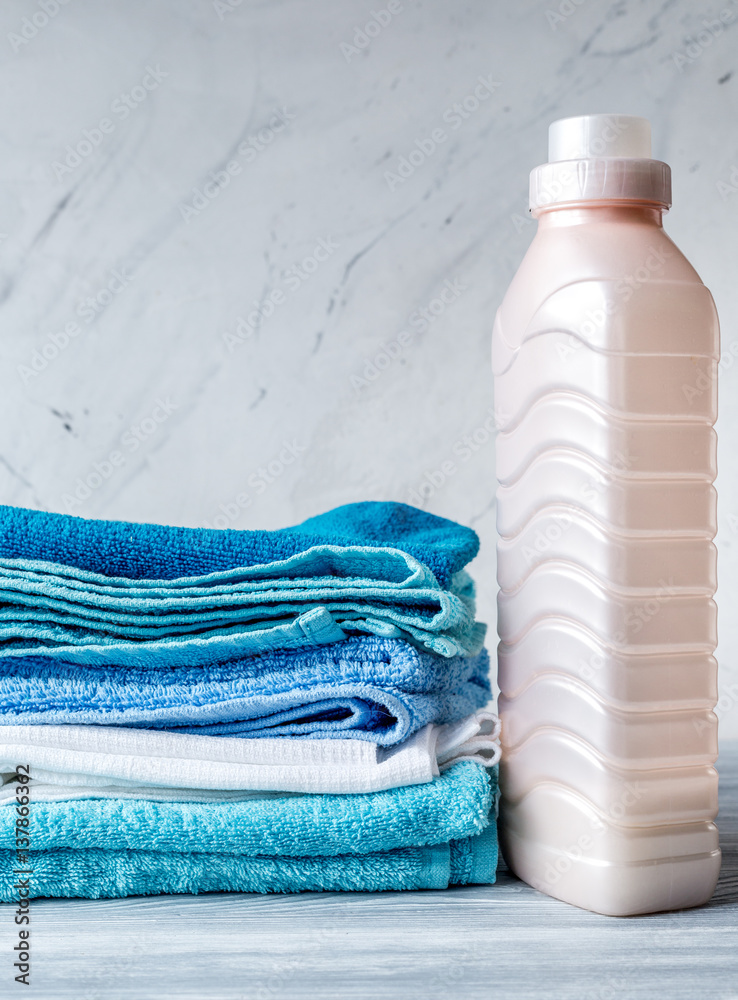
{"left": 0, "top": 546, "right": 485, "bottom": 666}
{"left": 0, "top": 501, "right": 498, "bottom": 900}
{"left": 0, "top": 765, "right": 498, "bottom": 899}
{"left": 0, "top": 547, "right": 485, "bottom": 664}
{"left": 0, "top": 638, "right": 491, "bottom": 745}
{"left": 0, "top": 825, "right": 498, "bottom": 899}
{"left": 0, "top": 761, "right": 494, "bottom": 855}
{"left": 0, "top": 711, "right": 501, "bottom": 795}
{"left": 0, "top": 501, "right": 477, "bottom": 589}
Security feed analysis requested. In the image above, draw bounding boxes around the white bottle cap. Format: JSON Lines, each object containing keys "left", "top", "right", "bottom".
{"left": 529, "top": 113, "right": 671, "bottom": 213}
{"left": 548, "top": 115, "right": 652, "bottom": 162}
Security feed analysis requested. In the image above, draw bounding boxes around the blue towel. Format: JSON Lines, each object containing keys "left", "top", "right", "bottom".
{"left": 0, "top": 827, "right": 498, "bottom": 899}
{"left": 0, "top": 638, "right": 491, "bottom": 744}
{"left": 0, "top": 546, "right": 484, "bottom": 664}
{"left": 0, "top": 501, "right": 477, "bottom": 589}
{"left": 0, "top": 761, "right": 493, "bottom": 855}
{"left": 0, "top": 763, "right": 498, "bottom": 899}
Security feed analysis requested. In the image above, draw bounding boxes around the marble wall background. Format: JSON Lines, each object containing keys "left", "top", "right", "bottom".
{"left": 0, "top": 0, "right": 736, "bottom": 734}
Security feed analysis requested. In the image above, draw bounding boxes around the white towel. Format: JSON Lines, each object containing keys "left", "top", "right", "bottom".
{"left": 0, "top": 708, "right": 500, "bottom": 799}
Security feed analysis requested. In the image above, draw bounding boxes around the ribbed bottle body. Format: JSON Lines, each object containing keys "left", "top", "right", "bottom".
{"left": 493, "top": 210, "right": 720, "bottom": 916}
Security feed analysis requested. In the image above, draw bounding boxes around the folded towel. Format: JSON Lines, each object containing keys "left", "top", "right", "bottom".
{"left": 0, "top": 711, "right": 501, "bottom": 795}
{"left": 0, "top": 762, "right": 498, "bottom": 898}
{"left": 0, "top": 545, "right": 484, "bottom": 664}
{"left": 0, "top": 501, "right": 477, "bottom": 590}
{"left": 0, "top": 637, "right": 491, "bottom": 744}
{"left": 0, "top": 824, "right": 498, "bottom": 899}
{"left": 0, "top": 502, "right": 497, "bottom": 901}
{"left": 0, "top": 761, "right": 494, "bottom": 855}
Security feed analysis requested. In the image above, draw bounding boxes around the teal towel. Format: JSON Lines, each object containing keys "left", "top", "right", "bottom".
{"left": 0, "top": 763, "right": 498, "bottom": 899}
{"left": 0, "top": 761, "right": 493, "bottom": 856}
{"left": 0, "top": 547, "right": 483, "bottom": 665}
{"left": 0, "top": 825, "right": 498, "bottom": 898}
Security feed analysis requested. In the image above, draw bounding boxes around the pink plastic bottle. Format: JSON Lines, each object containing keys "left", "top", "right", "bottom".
{"left": 493, "top": 114, "right": 720, "bottom": 916}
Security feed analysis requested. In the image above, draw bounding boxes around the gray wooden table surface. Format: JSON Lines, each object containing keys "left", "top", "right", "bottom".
{"left": 3, "top": 744, "right": 736, "bottom": 1000}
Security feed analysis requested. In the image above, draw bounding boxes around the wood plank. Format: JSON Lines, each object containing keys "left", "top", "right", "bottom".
{"left": 2, "top": 745, "right": 736, "bottom": 999}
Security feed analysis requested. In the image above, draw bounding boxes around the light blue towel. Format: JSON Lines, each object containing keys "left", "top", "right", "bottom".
{"left": 0, "top": 763, "right": 498, "bottom": 899}
{"left": 0, "top": 827, "right": 498, "bottom": 899}
{"left": 0, "top": 761, "right": 493, "bottom": 855}
{"left": 0, "top": 637, "right": 491, "bottom": 744}
{"left": 0, "top": 546, "right": 484, "bottom": 664}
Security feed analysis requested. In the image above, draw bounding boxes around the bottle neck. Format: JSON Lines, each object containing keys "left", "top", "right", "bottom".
{"left": 534, "top": 202, "right": 666, "bottom": 229}
{"left": 529, "top": 158, "right": 672, "bottom": 214}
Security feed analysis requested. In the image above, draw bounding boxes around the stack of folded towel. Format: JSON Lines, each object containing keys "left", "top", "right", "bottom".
{"left": 0, "top": 501, "right": 499, "bottom": 900}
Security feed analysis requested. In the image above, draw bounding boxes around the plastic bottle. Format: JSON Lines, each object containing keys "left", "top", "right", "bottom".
{"left": 492, "top": 114, "right": 720, "bottom": 916}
